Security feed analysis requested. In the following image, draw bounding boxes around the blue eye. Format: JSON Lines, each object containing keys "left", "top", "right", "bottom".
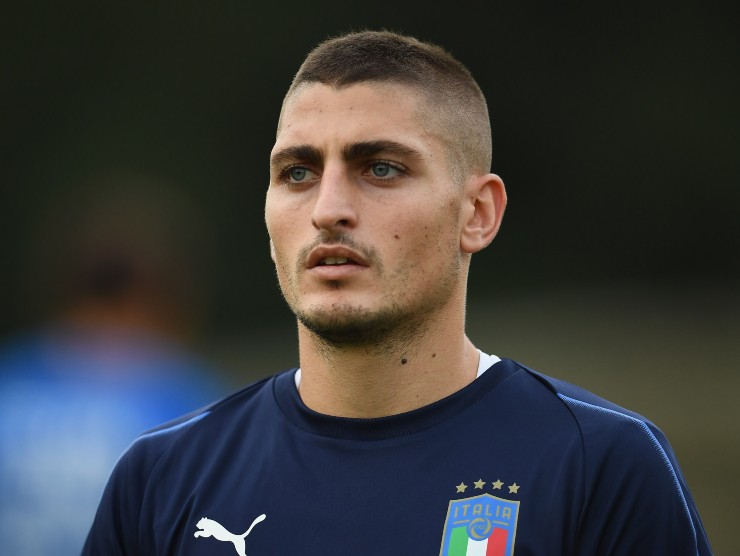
{"left": 289, "top": 167, "right": 309, "bottom": 181}
{"left": 370, "top": 162, "right": 400, "bottom": 178}
{"left": 372, "top": 163, "right": 390, "bottom": 177}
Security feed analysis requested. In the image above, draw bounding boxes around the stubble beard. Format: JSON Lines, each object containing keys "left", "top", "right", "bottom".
{"left": 295, "top": 297, "right": 414, "bottom": 354}
{"left": 288, "top": 263, "right": 461, "bottom": 357}
{"left": 277, "top": 228, "right": 463, "bottom": 356}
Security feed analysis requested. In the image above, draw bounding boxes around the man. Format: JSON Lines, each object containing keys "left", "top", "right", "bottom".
{"left": 83, "top": 30, "right": 712, "bottom": 555}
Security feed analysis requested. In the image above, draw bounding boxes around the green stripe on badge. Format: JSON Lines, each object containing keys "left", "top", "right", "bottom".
{"left": 447, "top": 526, "right": 470, "bottom": 556}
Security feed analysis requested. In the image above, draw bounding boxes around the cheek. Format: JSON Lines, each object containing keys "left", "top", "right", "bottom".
{"left": 271, "top": 238, "right": 299, "bottom": 287}
{"left": 265, "top": 192, "right": 298, "bottom": 243}
{"left": 266, "top": 205, "right": 301, "bottom": 258}
{"left": 265, "top": 222, "right": 293, "bottom": 281}
{"left": 387, "top": 225, "right": 438, "bottom": 272}
{"left": 397, "top": 211, "right": 456, "bottom": 250}
{"left": 394, "top": 207, "right": 462, "bottom": 269}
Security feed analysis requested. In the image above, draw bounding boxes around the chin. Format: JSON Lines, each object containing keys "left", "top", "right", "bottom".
{"left": 296, "top": 302, "right": 406, "bottom": 347}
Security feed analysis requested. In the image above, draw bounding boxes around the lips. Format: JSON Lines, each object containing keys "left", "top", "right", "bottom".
{"left": 320, "top": 256, "right": 351, "bottom": 266}
{"left": 306, "top": 246, "right": 369, "bottom": 269}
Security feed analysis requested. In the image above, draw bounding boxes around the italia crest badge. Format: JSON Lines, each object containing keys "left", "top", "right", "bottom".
{"left": 439, "top": 480, "right": 520, "bottom": 556}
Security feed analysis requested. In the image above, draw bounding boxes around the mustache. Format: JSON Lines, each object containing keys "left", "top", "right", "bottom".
{"left": 297, "top": 231, "right": 379, "bottom": 268}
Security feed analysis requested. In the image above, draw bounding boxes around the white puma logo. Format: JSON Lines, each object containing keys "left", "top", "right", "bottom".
{"left": 194, "top": 514, "right": 266, "bottom": 556}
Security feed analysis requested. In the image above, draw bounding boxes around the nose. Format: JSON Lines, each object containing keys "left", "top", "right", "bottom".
{"left": 310, "top": 168, "right": 358, "bottom": 231}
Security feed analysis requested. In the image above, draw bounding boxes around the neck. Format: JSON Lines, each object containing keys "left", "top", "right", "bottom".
{"left": 295, "top": 308, "right": 480, "bottom": 418}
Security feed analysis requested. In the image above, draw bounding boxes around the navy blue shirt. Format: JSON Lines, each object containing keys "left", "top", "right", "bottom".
{"left": 83, "top": 358, "right": 712, "bottom": 555}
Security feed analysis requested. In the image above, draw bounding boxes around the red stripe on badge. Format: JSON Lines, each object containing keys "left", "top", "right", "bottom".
{"left": 485, "top": 527, "right": 508, "bottom": 556}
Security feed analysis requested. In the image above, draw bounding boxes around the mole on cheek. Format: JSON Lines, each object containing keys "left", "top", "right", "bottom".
{"left": 394, "top": 234, "right": 400, "bottom": 239}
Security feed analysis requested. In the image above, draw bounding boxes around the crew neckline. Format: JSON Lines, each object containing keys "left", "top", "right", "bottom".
{"left": 293, "top": 349, "right": 501, "bottom": 388}
{"left": 272, "top": 357, "right": 518, "bottom": 441}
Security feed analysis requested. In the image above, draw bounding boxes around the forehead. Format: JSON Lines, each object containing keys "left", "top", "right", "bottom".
{"left": 273, "top": 82, "right": 444, "bottom": 158}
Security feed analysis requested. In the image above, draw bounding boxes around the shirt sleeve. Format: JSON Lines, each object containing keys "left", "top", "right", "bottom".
{"left": 562, "top": 394, "right": 713, "bottom": 555}
{"left": 81, "top": 442, "right": 146, "bottom": 556}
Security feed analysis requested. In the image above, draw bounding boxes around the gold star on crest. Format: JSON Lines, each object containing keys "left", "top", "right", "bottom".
{"left": 474, "top": 479, "right": 486, "bottom": 489}
{"left": 508, "top": 483, "right": 520, "bottom": 494}
{"left": 456, "top": 482, "right": 468, "bottom": 493}
{"left": 492, "top": 479, "right": 503, "bottom": 490}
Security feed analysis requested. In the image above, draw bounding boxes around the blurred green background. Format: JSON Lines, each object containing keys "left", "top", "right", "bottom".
{"left": 2, "top": 2, "right": 737, "bottom": 552}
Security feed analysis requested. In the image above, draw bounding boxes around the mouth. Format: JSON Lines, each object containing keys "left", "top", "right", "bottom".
{"left": 317, "top": 256, "right": 355, "bottom": 266}
{"left": 306, "top": 246, "right": 369, "bottom": 270}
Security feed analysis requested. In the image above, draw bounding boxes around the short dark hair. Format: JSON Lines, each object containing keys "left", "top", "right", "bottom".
{"left": 280, "top": 30, "right": 493, "bottom": 180}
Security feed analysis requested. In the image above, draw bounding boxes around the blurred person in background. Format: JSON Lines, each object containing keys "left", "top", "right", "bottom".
{"left": 0, "top": 173, "right": 229, "bottom": 555}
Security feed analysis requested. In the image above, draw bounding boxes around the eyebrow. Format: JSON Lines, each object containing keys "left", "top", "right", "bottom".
{"left": 270, "top": 144, "right": 322, "bottom": 170}
{"left": 270, "top": 140, "right": 423, "bottom": 170}
{"left": 342, "top": 140, "right": 423, "bottom": 162}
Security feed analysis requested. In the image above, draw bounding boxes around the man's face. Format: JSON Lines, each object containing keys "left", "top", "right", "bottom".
{"left": 265, "top": 82, "right": 470, "bottom": 345}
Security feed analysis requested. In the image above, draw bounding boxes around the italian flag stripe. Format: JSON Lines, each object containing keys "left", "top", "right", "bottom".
{"left": 448, "top": 527, "right": 469, "bottom": 555}
{"left": 487, "top": 528, "right": 508, "bottom": 556}
{"left": 447, "top": 526, "right": 509, "bottom": 556}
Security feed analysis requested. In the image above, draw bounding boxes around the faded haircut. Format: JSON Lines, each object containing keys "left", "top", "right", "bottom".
{"left": 279, "top": 30, "right": 493, "bottom": 181}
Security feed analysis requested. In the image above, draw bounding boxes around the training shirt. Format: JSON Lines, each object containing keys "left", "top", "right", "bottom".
{"left": 83, "top": 357, "right": 712, "bottom": 555}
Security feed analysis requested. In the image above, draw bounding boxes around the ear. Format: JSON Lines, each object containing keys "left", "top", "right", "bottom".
{"left": 460, "top": 173, "right": 507, "bottom": 254}
{"left": 269, "top": 237, "right": 276, "bottom": 262}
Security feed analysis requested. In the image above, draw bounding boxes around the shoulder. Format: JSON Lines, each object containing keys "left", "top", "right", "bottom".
{"left": 83, "top": 370, "right": 292, "bottom": 554}
{"left": 503, "top": 360, "right": 711, "bottom": 554}
{"left": 509, "top": 361, "right": 681, "bottom": 482}
{"left": 124, "top": 371, "right": 285, "bottom": 462}
{"left": 477, "top": 358, "right": 677, "bottom": 479}
{"left": 508, "top": 360, "right": 664, "bottom": 442}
